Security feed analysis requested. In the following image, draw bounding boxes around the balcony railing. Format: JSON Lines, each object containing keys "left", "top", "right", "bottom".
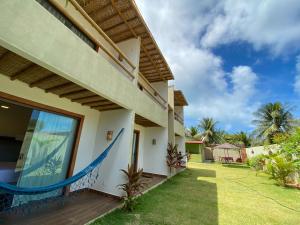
{"left": 174, "top": 112, "right": 184, "bottom": 125}
{"left": 138, "top": 72, "right": 167, "bottom": 109}
{"left": 48, "top": 0, "right": 136, "bottom": 80}
{"left": 45, "top": 0, "right": 168, "bottom": 110}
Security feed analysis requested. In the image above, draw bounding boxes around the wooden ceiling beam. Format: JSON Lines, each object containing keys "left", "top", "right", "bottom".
{"left": 45, "top": 82, "right": 74, "bottom": 93}
{"left": 10, "top": 64, "right": 36, "bottom": 80}
{"left": 60, "top": 89, "right": 87, "bottom": 98}
{"left": 103, "top": 16, "right": 137, "bottom": 33}
{"left": 82, "top": 99, "right": 110, "bottom": 106}
{"left": 110, "top": 0, "right": 164, "bottom": 81}
{"left": 29, "top": 74, "right": 57, "bottom": 87}
{"left": 109, "top": 24, "right": 144, "bottom": 39}
{"left": 71, "top": 95, "right": 99, "bottom": 102}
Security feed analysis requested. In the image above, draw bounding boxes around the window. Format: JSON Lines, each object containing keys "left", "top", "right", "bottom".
{"left": 36, "top": 0, "right": 96, "bottom": 49}
{"left": 0, "top": 96, "right": 80, "bottom": 209}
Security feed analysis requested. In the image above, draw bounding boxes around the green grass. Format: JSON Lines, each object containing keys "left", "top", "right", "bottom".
{"left": 188, "top": 153, "right": 202, "bottom": 163}
{"left": 92, "top": 154, "right": 300, "bottom": 225}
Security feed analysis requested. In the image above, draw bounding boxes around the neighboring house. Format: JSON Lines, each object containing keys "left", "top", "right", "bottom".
{"left": 0, "top": 0, "right": 188, "bottom": 211}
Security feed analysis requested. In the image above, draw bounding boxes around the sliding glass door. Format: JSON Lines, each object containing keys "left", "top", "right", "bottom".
{"left": 0, "top": 97, "right": 80, "bottom": 208}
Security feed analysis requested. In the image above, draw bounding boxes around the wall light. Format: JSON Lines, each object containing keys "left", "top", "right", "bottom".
{"left": 106, "top": 131, "right": 113, "bottom": 141}
{"left": 152, "top": 139, "right": 156, "bottom": 145}
{"left": 1, "top": 105, "right": 9, "bottom": 109}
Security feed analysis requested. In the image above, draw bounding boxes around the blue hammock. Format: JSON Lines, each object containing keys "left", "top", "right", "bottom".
{"left": 0, "top": 128, "right": 124, "bottom": 195}
{"left": 19, "top": 136, "right": 69, "bottom": 176}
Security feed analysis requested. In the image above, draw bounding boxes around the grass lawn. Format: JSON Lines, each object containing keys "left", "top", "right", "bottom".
{"left": 92, "top": 154, "right": 300, "bottom": 225}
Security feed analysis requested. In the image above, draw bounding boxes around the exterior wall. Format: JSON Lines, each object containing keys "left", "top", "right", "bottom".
{"left": 168, "top": 86, "right": 174, "bottom": 109}
{"left": 0, "top": 75, "right": 99, "bottom": 176}
{"left": 0, "top": 0, "right": 167, "bottom": 128}
{"left": 174, "top": 106, "right": 183, "bottom": 118}
{"left": 152, "top": 81, "right": 168, "bottom": 101}
{"left": 175, "top": 136, "right": 185, "bottom": 154}
{"left": 134, "top": 124, "right": 169, "bottom": 176}
{"left": 174, "top": 119, "right": 185, "bottom": 137}
{"left": 116, "top": 37, "right": 141, "bottom": 82}
{"left": 142, "top": 127, "right": 169, "bottom": 176}
{"left": 246, "top": 145, "right": 279, "bottom": 158}
{"left": 168, "top": 109, "right": 175, "bottom": 145}
{"left": 92, "top": 109, "right": 135, "bottom": 196}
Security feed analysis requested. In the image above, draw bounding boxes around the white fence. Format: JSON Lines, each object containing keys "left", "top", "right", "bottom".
{"left": 246, "top": 144, "right": 280, "bottom": 158}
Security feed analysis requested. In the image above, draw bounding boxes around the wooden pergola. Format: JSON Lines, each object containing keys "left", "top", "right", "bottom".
{"left": 76, "top": 0, "right": 174, "bottom": 83}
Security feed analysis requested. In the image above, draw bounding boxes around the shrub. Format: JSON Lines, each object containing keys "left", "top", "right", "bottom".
{"left": 248, "top": 154, "right": 267, "bottom": 175}
{"left": 119, "top": 164, "right": 146, "bottom": 211}
{"left": 267, "top": 155, "right": 297, "bottom": 186}
{"left": 166, "top": 143, "right": 179, "bottom": 173}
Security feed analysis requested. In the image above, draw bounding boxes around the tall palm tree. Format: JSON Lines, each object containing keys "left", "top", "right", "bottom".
{"left": 198, "top": 118, "right": 223, "bottom": 145}
{"left": 252, "top": 102, "right": 294, "bottom": 143}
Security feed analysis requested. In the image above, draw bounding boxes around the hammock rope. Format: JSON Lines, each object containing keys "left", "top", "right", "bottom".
{"left": 0, "top": 128, "right": 124, "bottom": 195}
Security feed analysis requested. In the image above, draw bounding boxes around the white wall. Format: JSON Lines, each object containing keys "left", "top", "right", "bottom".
{"left": 152, "top": 81, "right": 168, "bottom": 101}
{"left": 91, "top": 109, "right": 134, "bottom": 196}
{"left": 175, "top": 136, "right": 185, "bottom": 154}
{"left": 246, "top": 145, "right": 280, "bottom": 158}
{"left": 0, "top": 75, "right": 100, "bottom": 175}
{"left": 142, "top": 127, "right": 169, "bottom": 176}
{"left": 175, "top": 106, "right": 184, "bottom": 118}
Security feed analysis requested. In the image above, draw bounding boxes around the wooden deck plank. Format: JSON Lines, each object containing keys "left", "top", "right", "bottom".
{"left": 0, "top": 175, "right": 166, "bottom": 225}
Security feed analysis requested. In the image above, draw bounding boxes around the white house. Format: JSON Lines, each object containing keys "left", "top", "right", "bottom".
{"left": 0, "top": 0, "right": 188, "bottom": 213}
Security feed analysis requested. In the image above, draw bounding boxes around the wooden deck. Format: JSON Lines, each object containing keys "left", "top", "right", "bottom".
{"left": 0, "top": 174, "right": 166, "bottom": 225}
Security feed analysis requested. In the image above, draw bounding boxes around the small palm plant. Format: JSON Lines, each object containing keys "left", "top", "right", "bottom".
{"left": 119, "top": 164, "right": 146, "bottom": 211}
{"left": 166, "top": 143, "right": 179, "bottom": 173}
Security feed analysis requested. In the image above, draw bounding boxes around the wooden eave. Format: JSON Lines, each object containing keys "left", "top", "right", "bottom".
{"left": 0, "top": 46, "right": 122, "bottom": 112}
{"left": 174, "top": 90, "right": 188, "bottom": 106}
{"left": 77, "top": 0, "right": 174, "bottom": 83}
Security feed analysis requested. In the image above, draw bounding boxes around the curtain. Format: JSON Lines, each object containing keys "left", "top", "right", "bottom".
{"left": 12, "top": 110, "right": 78, "bottom": 205}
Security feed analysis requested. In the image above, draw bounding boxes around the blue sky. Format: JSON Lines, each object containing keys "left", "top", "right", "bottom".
{"left": 136, "top": 0, "right": 300, "bottom": 133}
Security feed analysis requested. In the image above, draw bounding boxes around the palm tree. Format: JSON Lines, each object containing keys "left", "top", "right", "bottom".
{"left": 189, "top": 126, "right": 199, "bottom": 137}
{"left": 198, "top": 118, "right": 223, "bottom": 146}
{"left": 252, "top": 102, "right": 294, "bottom": 143}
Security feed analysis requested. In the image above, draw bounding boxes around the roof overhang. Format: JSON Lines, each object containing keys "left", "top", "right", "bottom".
{"left": 77, "top": 0, "right": 174, "bottom": 83}
{"left": 0, "top": 46, "right": 122, "bottom": 112}
{"left": 174, "top": 90, "right": 188, "bottom": 106}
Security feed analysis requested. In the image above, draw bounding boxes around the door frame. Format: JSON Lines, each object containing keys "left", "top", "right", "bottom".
{"left": 0, "top": 91, "right": 84, "bottom": 179}
{"left": 132, "top": 130, "right": 140, "bottom": 172}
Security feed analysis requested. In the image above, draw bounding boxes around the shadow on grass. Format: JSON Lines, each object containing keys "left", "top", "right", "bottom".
{"left": 93, "top": 167, "right": 219, "bottom": 225}
{"left": 222, "top": 164, "right": 250, "bottom": 169}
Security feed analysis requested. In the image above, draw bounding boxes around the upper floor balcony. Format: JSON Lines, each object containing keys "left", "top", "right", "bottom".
{"left": 0, "top": 0, "right": 173, "bottom": 127}
{"left": 173, "top": 90, "right": 188, "bottom": 136}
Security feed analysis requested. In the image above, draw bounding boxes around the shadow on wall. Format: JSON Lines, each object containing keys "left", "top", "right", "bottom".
{"left": 185, "top": 167, "right": 218, "bottom": 225}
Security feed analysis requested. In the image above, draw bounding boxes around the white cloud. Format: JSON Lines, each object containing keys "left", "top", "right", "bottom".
{"left": 201, "top": 0, "right": 300, "bottom": 55}
{"left": 135, "top": 0, "right": 299, "bottom": 131}
{"left": 294, "top": 56, "right": 300, "bottom": 94}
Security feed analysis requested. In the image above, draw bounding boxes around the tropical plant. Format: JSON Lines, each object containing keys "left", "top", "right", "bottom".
{"left": 189, "top": 126, "right": 199, "bottom": 137}
{"left": 198, "top": 118, "right": 224, "bottom": 146}
{"left": 166, "top": 143, "right": 179, "bottom": 173}
{"left": 266, "top": 155, "right": 297, "bottom": 186}
{"left": 248, "top": 154, "right": 267, "bottom": 175}
{"left": 272, "top": 132, "right": 290, "bottom": 144}
{"left": 252, "top": 102, "right": 294, "bottom": 143}
{"left": 119, "top": 164, "right": 146, "bottom": 211}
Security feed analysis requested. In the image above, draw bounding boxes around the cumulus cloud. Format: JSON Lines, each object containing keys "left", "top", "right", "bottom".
{"left": 294, "top": 56, "right": 300, "bottom": 94}
{"left": 135, "top": 0, "right": 298, "bottom": 131}
{"left": 201, "top": 0, "right": 300, "bottom": 55}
